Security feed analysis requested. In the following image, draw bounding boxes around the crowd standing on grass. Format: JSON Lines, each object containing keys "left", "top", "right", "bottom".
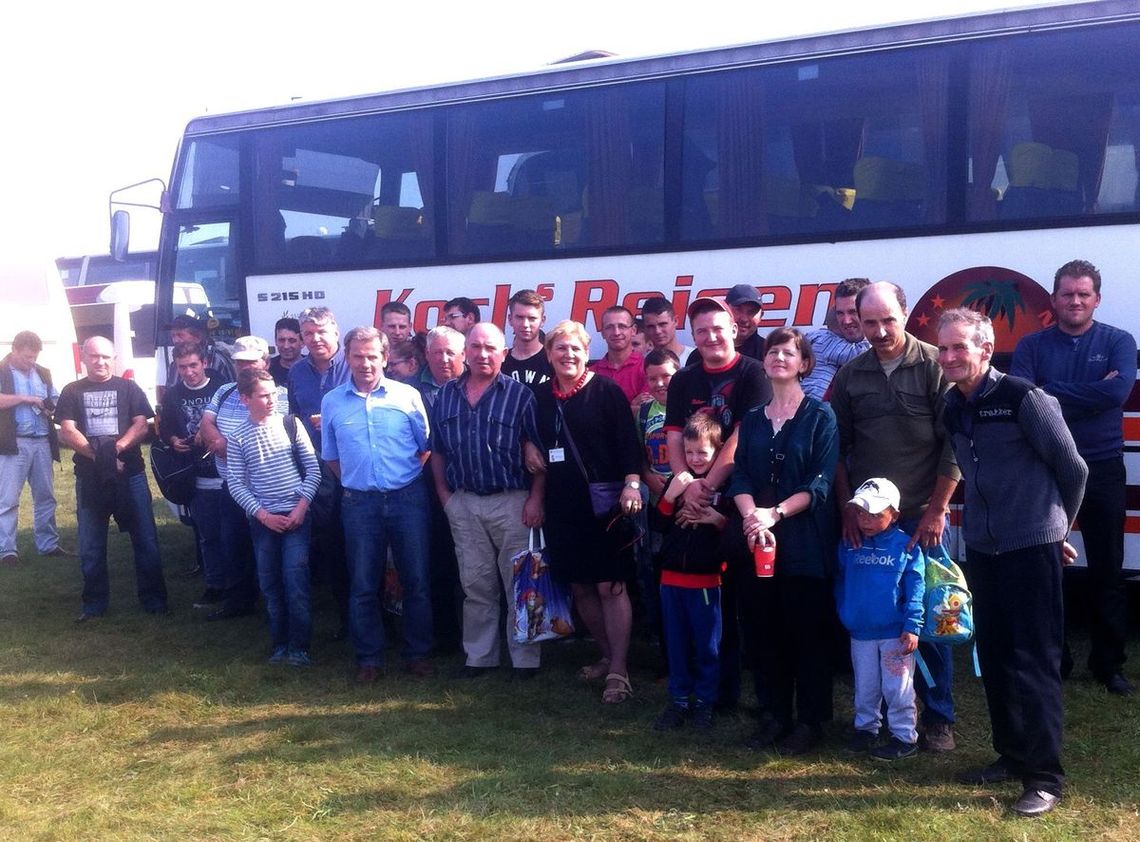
{"left": 19, "top": 259, "right": 1136, "bottom": 821}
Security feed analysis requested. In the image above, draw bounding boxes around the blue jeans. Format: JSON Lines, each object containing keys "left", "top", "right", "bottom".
{"left": 340, "top": 477, "right": 433, "bottom": 666}
{"left": 77, "top": 472, "right": 166, "bottom": 615}
{"left": 189, "top": 487, "right": 225, "bottom": 591}
{"left": 661, "top": 583, "right": 721, "bottom": 706}
{"left": 900, "top": 514, "right": 955, "bottom": 726}
{"left": 219, "top": 483, "right": 257, "bottom": 612}
{"left": 250, "top": 516, "right": 312, "bottom": 653}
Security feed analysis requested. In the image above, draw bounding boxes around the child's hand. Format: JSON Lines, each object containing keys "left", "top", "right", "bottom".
{"left": 899, "top": 632, "right": 918, "bottom": 654}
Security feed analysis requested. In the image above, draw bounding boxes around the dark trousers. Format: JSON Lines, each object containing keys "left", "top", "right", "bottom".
{"left": 1067, "top": 457, "right": 1128, "bottom": 681}
{"left": 744, "top": 574, "right": 834, "bottom": 730}
{"left": 219, "top": 483, "right": 256, "bottom": 613}
{"left": 660, "top": 583, "right": 722, "bottom": 706}
{"left": 309, "top": 464, "right": 349, "bottom": 630}
{"left": 965, "top": 542, "right": 1065, "bottom": 796}
{"left": 428, "top": 483, "right": 463, "bottom": 654}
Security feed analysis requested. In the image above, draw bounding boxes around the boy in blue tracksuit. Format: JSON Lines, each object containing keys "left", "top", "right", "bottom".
{"left": 836, "top": 477, "right": 926, "bottom": 761}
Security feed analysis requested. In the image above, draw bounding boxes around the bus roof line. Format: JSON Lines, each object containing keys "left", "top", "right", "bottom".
{"left": 184, "top": 1, "right": 1139, "bottom": 136}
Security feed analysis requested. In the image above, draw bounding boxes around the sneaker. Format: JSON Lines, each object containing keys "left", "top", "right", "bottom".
{"left": 691, "top": 705, "right": 714, "bottom": 730}
{"left": 653, "top": 703, "right": 689, "bottom": 731}
{"left": 870, "top": 736, "right": 918, "bottom": 761}
{"left": 918, "top": 721, "right": 956, "bottom": 752}
{"left": 268, "top": 646, "right": 288, "bottom": 664}
{"left": 287, "top": 651, "right": 312, "bottom": 667}
{"left": 1, "top": 553, "right": 19, "bottom": 566}
{"left": 1103, "top": 674, "right": 1134, "bottom": 696}
{"left": 845, "top": 729, "right": 879, "bottom": 754}
{"left": 193, "top": 588, "right": 224, "bottom": 608}
{"left": 774, "top": 723, "right": 820, "bottom": 756}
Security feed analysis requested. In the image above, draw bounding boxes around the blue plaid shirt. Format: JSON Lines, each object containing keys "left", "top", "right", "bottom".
{"left": 430, "top": 372, "right": 539, "bottom": 494}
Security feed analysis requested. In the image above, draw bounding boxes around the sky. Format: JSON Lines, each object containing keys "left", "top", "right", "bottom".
{"left": 3, "top": 0, "right": 1056, "bottom": 282}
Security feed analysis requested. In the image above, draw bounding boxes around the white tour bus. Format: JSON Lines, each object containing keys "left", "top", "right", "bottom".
{"left": 123, "top": 0, "right": 1140, "bottom": 569}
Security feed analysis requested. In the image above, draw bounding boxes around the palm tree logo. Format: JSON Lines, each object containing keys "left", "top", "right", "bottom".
{"left": 960, "top": 279, "right": 1028, "bottom": 332}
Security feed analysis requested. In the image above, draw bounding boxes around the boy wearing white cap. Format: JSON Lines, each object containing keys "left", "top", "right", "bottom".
{"left": 835, "top": 477, "right": 926, "bottom": 761}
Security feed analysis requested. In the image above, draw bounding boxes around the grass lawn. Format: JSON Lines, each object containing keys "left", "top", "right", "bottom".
{"left": 1, "top": 463, "right": 1138, "bottom": 840}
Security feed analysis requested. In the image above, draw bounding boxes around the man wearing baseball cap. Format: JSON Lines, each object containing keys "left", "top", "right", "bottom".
{"left": 158, "top": 314, "right": 235, "bottom": 402}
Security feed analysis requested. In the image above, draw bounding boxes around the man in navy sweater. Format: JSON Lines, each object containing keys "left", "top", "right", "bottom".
{"left": 1011, "top": 259, "right": 1136, "bottom": 697}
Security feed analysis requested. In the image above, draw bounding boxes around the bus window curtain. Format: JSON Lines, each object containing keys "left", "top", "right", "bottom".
{"left": 586, "top": 89, "right": 633, "bottom": 247}
{"left": 447, "top": 111, "right": 477, "bottom": 253}
{"left": 791, "top": 119, "right": 865, "bottom": 194}
{"left": 918, "top": 51, "right": 950, "bottom": 223}
{"left": 967, "top": 44, "right": 1011, "bottom": 221}
{"left": 717, "top": 78, "right": 767, "bottom": 238}
{"left": 1028, "top": 94, "right": 1113, "bottom": 211}
{"left": 408, "top": 113, "right": 434, "bottom": 238}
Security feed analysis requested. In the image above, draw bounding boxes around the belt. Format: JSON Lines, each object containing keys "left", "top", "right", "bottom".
{"left": 17, "top": 435, "right": 48, "bottom": 439}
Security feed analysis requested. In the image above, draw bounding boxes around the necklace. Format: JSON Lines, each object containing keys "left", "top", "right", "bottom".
{"left": 765, "top": 393, "right": 804, "bottom": 427}
{"left": 553, "top": 370, "right": 590, "bottom": 400}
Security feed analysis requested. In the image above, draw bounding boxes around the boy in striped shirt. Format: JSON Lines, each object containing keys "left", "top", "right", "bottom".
{"left": 226, "top": 369, "right": 321, "bottom": 665}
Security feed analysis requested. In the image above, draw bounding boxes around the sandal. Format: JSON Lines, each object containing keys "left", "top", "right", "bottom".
{"left": 577, "top": 659, "right": 610, "bottom": 682}
{"left": 602, "top": 673, "right": 633, "bottom": 704}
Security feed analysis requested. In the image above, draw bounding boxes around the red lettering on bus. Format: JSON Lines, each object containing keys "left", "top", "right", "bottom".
{"left": 415, "top": 300, "right": 447, "bottom": 332}
{"left": 792, "top": 284, "right": 835, "bottom": 326}
{"left": 536, "top": 283, "right": 555, "bottom": 303}
{"left": 757, "top": 286, "right": 792, "bottom": 327}
{"left": 570, "top": 279, "right": 619, "bottom": 330}
{"left": 372, "top": 288, "right": 414, "bottom": 326}
{"left": 490, "top": 284, "right": 512, "bottom": 325}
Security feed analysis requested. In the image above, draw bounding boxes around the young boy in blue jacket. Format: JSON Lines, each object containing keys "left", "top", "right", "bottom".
{"left": 836, "top": 477, "right": 926, "bottom": 761}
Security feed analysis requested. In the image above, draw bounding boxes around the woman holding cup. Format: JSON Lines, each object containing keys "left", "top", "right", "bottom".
{"left": 729, "top": 327, "right": 839, "bottom": 755}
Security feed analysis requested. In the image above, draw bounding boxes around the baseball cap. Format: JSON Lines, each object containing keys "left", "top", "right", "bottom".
{"left": 849, "top": 478, "right": 901, "bottom": 515}
{"left": 725, "top": 284, "right": 763, "bottom": 308}
{"left": 231, "top": 336, "right": 270, "bottom": 361}
{"left": 686, "top": 297, "right": 730, "bottom": 321}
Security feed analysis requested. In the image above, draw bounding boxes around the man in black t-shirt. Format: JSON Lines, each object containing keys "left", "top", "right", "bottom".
{"left": 501, "top": 289, "right": 552, "bottom": 390}
{"left": 56, "top": 336, "right": 167, "bottom": 621}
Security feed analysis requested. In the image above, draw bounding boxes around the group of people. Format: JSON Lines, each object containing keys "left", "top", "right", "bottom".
{"left": 1, "top": 260, "right": 1134, "bottom": 820}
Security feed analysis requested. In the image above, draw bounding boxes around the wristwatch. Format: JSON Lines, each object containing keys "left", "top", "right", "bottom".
{"left": 625, "top": 480, "right": 641, "bottom": 490}
{"left": 774, "top": 504, "right": 786, "bottom": 521}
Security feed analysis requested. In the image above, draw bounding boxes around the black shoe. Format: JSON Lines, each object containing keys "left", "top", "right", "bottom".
{"left": 691, "top": 705, "right": 714, "bottom": 730}
{"left": 957, "top": 759, "right": 1015, "bottom": 785}
{"left": 451, "top": 665, "right": 494, "bottom": 680}
{"left": 1010, "top": 788, "right": 1060, "bottom": 817}
{"left": 1103, "top": 674, "right": 1134, "bottom": 696}
{"left": 653, "top": 704, "right": 688, "bottom": 731}
{"left": 206, "top": 606, "right": 255, "bottom": 621}
{"left": 747, "top": 717, "right": 789, "bottom": 751}
{"left": 870, "top": 737, "right": 918, "bottom": 761}
{"left": 774, "top": 723, "right": 820, "bottom": 757}
{"left": 511, "top": 667, "right": 538, "bottom": 681}
{"left": 193, "top": 588, "right": 224, "bottom": 608}
{"left": 845, "top": 729, "right": 878, "bottom": 754}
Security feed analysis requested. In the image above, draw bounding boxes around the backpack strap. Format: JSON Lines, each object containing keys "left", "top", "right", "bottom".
{"left": 283, "top": 414, "right": 306, "bottom": 479}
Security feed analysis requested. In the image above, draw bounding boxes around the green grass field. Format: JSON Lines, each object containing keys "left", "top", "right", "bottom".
{"left": 1, "top": 464, "right": 1137, "bottom": 840}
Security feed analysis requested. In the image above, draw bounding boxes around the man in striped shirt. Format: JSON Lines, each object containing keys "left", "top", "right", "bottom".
{"left": 430, "top": 323, "right": 546, "bottom": 678}
{"left": 803, "top": 278, "right": 870, "bottom": 401}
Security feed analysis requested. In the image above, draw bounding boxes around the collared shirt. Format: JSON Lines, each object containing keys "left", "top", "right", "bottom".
{"left": 416, "top": 368, "right": 448, "bottom": 415}
{"left": 288, "top": 347, "right": 350, "bottom": 452}
{"left": 830, "top": 332, "right": 961, "bottom": 523}
{"left": 589, "top": 351, "right": 648, "bottom": 401}
{"left": 11, "top": 366, "right": 57, "bottom": 437}
{"left": 430, "top": 372, "right": 539, "bottom": 494}
{"left": 803, "top": 328, "right": 870, "bottom": 401}
{"left": 321, "top": 376, "right": 430, "bottom": 492}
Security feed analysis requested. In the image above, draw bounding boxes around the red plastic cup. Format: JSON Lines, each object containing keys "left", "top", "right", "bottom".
{"left": 753, "top": 537, "right": 776, "bottom": 578}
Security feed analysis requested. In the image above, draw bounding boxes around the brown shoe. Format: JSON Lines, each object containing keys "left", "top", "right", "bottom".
{"left": 404, "top": 658, "right": 436, "bottom": 678}
{"left": 919, "top": 721, "right": 956, "bottom": 752}
{"left": 355, "top": 665, "right": 383, "bottom": 684}
{"left": 1, "top": 553, "right": 19, "bottom": 566}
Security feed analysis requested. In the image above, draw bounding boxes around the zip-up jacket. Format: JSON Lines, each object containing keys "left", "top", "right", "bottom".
{"left": 942, "top": 367, "right": 1087, "bottom": 555}
{"left": 836, "top": 525, "right": 925, "bottom": 640}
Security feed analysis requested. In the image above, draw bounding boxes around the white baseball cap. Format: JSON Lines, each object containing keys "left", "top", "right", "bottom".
{"left": 849, "top": 478, "right": 901, "bottom": 514}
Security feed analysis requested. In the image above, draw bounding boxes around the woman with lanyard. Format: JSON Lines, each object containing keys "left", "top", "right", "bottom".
{"left": 729, "top": 327, "right": 839, "bottom": 755}
{"left": 530, "top": 320, "right": 644, "bottom": 704}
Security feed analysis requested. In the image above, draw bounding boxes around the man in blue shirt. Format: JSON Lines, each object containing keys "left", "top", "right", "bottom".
{"left": 1011, "top": 259, "right": 1137, "bottom": 696}
{"left": 0, "top": 331, "right": 66, "bottom": 563}
{"left": 289, "top": 306, "right": 352, "bottom": 639}
{"left": 430, "top": 323, "right": 545, "bottom": 678}
{"left": 323, "top": 326, "right": 434, "bottom": 683}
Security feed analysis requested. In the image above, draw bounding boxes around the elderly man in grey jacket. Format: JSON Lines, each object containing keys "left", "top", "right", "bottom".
{"left": 938, "top": 307, "right": 1087, "bottom": 819}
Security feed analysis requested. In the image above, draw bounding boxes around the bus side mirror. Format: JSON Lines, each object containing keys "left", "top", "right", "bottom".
{"left": 110, "top": 210, "right": 130, "bottom": 262}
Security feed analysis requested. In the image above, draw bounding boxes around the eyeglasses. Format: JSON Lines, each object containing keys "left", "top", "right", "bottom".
{"left": 602, "top": 323, "right": 634, "bottom": 333}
